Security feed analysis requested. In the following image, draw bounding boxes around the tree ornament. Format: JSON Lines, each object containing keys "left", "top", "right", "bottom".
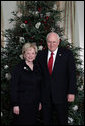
{"left": 40, "top": 14, "right": 43, "bottom": 17}
{"left": 35, "top": 22, "right": 41, "bottom": 29}
{"left": 20, "top": 23, "right": 25, "bottom": 28}
{"left": 35, "top": 11, "right": 39, "bottom": 16}
{"left": 19, "top": 54, "right": 23, "bottom": 60}
{"left": 19, "top": 37, "right": 25, "bottom": 43}
{"left": 38, "top": 7, "right": 41, "bottom": 12}
{"left": 46, "top": 12, "right": 50, "bottom": 16}
{"left": 4, "top": 65, "right": 9, "bottom": 69}
{"left": 68, "top": 117, "right": 74, "bottom": 124}
{"left": 38, "top": 45, "right": 43, "bottom": 51}
{"left": 5, "top": 73, "right": 11, "bottom": 80}
{"left": 53, "top": 4, "right": 57, "bottom": 10}
{"left": 24, "top": 20, "right": 28, "bottom": 24}
{"left": 30, "top": 36, "right": 34, "bottom": 39}
{"left": 78, "top": 85, "right": 84, "bottom": 91}
{"left": 51, "top": 27, "right": 55, "bottom": 32}
{"left": 72, "top": 105, "right": 78, "bottom": 111}
{"left": 46, "top": 16, "right": 49, "bottom": 20}
{"left": 44, "top": 21, "right": 47, "bottom": 24}
{"left": 17, "top": 12, "right": 22, "bottom": 18}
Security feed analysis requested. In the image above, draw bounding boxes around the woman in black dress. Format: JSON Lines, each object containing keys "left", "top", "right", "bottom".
{"left": 11, "top": 42, "right": 42, "bottom": 125}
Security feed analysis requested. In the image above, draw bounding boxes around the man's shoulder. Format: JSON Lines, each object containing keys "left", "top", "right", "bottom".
{"left": 59, "top": 47, "right": 73, "bottom": 54}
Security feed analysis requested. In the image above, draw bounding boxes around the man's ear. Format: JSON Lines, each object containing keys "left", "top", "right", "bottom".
{"left": 58, "top": 39, "right": 61, "bottom": 45}
{"left": 59, "top": 39, "right": 61, "bottom": 43}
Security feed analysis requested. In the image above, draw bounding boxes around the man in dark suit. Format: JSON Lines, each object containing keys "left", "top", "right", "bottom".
{"left": 36, "top": 32, "right": 76, "bottom": 125}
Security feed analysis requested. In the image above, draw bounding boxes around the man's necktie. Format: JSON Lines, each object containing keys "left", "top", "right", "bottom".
{"left": 48, "top": 52, "right": 53, "bottom": 75}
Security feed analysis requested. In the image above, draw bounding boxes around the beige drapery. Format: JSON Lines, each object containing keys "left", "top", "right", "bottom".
{"left": 17, "top": 1, "right": 26, "bottom": 12}
{"left": 56, "top": 1, "right": 75, "bottom": 44}
{"left": 1, "top": 5, "right": 4, "bottom": 47}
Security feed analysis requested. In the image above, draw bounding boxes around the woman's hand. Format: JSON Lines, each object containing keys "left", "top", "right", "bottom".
{"left": 13, "top": 106, "right": 20, "bottom": 115}
{"left": 39, "top": 103, "right": 42, "bottom": 111}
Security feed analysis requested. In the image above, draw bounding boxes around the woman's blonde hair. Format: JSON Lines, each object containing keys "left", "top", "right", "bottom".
{"left": 22, "top": 42, "right": 38, "bottom": 56}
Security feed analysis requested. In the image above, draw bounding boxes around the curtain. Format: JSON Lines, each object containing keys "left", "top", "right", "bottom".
{"left": 56, "top": 1, "right": 75, "bottom": 44}
{"left": 17, "top": 1, "right": 26, "bottom": 12}
{"left": 1, "top": 4, "right": 4, "bottom": 47}
{"left": 64, "top": 1, "right": 75, "bottom": 44}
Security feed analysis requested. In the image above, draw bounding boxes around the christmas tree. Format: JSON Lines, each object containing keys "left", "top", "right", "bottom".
{"left": 1, "top": 1, "right": 84, "bottom": 125}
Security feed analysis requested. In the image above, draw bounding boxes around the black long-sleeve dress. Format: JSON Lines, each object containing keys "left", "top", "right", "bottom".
{"left": 10, "top": 60, "right": 41, "bottom": 125}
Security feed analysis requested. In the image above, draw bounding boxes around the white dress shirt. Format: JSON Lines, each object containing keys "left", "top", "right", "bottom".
{"left": 47, "top": 48, "right": 58, "bottom": 70}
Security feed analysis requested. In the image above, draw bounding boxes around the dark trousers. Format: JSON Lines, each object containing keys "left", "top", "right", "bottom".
{"left": 42, "top": 102, "right": 68, "bottom": 125}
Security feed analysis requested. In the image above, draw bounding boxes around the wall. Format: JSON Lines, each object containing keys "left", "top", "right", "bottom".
{"left": 75, "top": 1, "right": 84, "bottom": 65}
{"left": 1, "top": 1, "right": 17, "bottom": 30}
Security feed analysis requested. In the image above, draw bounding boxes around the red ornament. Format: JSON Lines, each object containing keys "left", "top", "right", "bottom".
{"left": 30, "top": 37, "right": 33, "bottom": 39}
{"left": 38, "top": 7, "right": 41, "bottom": 12}
{"left": 29, "top": 23, "right": 31, "bottom": 25}
{"left": 25, "top": 20, "right": 28, "bottom": 24}
{"left": 46, "top": 16, "right": 49, "bottom": 20}
{"left": 44, "top": 21, "right": 47, "bottom": 24}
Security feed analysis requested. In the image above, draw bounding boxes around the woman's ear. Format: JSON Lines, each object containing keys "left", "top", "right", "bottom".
{"left": 23, "top": 53, "right": 25, "bottom": 59}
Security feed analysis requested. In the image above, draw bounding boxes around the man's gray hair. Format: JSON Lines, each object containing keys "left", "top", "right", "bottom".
{"left": 46, "top": 32, "right": 60, "bottom": 41}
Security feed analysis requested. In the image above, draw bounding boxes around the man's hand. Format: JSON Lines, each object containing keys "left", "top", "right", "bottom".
{"left": 13, "top": 106, "right": 20, "bottom": 115}
{"left": 67, "top": 94, "right": 75, "bottom": 102}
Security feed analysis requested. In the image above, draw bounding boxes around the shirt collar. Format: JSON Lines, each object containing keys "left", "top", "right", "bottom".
{"left": 48, "top": 48, "right": 58, "bottom": 56}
